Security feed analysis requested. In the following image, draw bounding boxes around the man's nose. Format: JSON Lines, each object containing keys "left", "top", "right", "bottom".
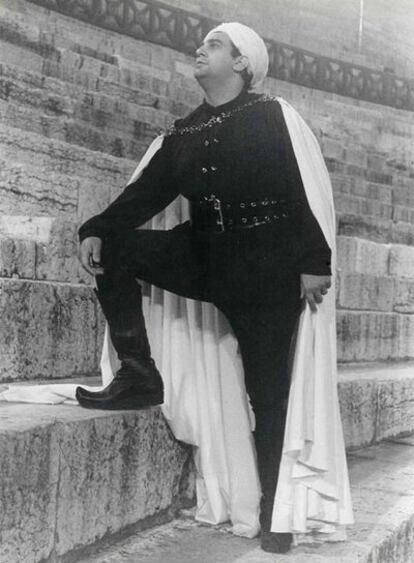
{"left": 195, "top": 44, "right": 206, "bottom": 57}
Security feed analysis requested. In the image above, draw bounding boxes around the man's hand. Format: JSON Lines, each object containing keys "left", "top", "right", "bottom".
{"left": 300, "top": 274, "right": 331, "bottom": 312}
{"left": 79, "top": 237, "right": 104, "bottom": 276}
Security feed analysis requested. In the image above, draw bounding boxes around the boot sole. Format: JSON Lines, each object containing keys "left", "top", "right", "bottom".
{"left": 76, "top": 389, "right": 164, "bottom": 410}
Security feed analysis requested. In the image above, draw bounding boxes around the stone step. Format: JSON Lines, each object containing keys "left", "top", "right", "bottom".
{"left": 0, "top": 130, "right": 413, "bottom": 262}
{"left": 0, "top": 278, "right": 104, "bottom": 382}
{"left": 330, "top": 173, "right": 393, "bottom": 204}
{"left": 337, "top": 235, "right": 414, "bottom": 279}
{"left": 0, "top": 123, "right": 134, "bottom": 186}
{"left": 331, "top": 174, "right": 414, "bottom": 232}
{"left": 0, "top": 0, "right": 156, "bottom": 72}
{"left": 0, "top": 35, "right": 175, "bottom": 113}
{"left": 337, "top": 213, "right": 414, "bottom": 246}
{"left": 1, "top": 273, "right": 414, "bottom": 382}
{"left": 0, "top": 218, "right": 92, "bottom": 285}
{"left": 339, "top": 275, "right": 414, "bottom": 314}
{"left": 0, "top": 0, "right": 200, "bottom": 108}
{"left": 337, "top": 310, "right": 414, "bottom": 362}
{"left": 0, "top": 98, "right": 156, "bottom": 163}
{"left": 0, "top": 155, "right": 80, "bottom": 219}
{"left": 0, "top": 402, "right": 194, "bottom": 563}
{"left": 0, "top": 149, "right": 114, "bottom": 219}
{"left": 76, "top": 433, "right": 414, "bottom": 562}
{"left": 0, "top": 395, "right": 413, "bottom": 563}
{"left": 0, "top": 1, "right": 196, "bottom": 116}
{"left": 0, "top": 63, "right": 171, "bottom": 153}
{"left": 1, "top": 6, "right": 414, "bottom": 247}
{"left": 338, "top": 362, "right": 414, "bottom": 448}
{"left": 4, "top": 104, "right": 412, "bottom": 246}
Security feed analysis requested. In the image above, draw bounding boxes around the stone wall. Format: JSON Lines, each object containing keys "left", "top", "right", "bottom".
{"left": 1, "top": 0, "right": 414, "bottom": 381}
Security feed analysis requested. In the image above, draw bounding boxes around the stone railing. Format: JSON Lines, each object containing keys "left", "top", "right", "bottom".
{"left": 28, "top": 0, "right": 414, "bottom": 111}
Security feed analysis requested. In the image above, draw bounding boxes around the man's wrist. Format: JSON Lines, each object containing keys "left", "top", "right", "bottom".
{"left": 79, "top": 228, "right": 103, "bottom": 244}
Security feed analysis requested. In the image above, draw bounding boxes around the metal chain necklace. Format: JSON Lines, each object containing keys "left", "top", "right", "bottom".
{"left": 165, "top": 94, "right": 276, "bottom": 137}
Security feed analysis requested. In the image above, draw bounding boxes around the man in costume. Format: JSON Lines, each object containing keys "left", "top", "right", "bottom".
{"left": 76, "top": 23, "right": 332, "bottom": 553}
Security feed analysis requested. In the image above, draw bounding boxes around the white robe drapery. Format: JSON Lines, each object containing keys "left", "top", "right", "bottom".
{"left": 0, "top": 97, "right": 354, "bottom": 539}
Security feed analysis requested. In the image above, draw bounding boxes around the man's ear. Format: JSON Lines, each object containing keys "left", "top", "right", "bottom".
{"left": 232, "top": 55, "right": 249, "bottom": 73}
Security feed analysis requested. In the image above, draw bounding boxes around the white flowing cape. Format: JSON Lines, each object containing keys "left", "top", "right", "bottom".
{"left": 0, "top": 97, "right": 354, "bottom": 539}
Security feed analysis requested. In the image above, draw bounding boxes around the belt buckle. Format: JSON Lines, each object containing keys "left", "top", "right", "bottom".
{"left": 207, "top": 194, "right": 225, "bottom": 233}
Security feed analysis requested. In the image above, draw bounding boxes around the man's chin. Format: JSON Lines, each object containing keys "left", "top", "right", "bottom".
{"left": 193, "top": 69, "right": 208, "bottom": 85}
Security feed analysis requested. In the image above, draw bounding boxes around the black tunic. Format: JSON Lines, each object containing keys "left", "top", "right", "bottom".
{"left": 79, "top": 90, "right": 331, "bottom": 275}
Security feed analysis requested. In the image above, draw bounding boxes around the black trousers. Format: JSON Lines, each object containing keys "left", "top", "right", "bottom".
{"left": 97, "top": 221, "right": 302, "bottom": 532}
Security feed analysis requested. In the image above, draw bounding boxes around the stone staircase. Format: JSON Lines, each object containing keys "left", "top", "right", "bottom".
{"left": 0, "top": 401, "right": 195, "bottom": 563}
{"left": 76, "top": 435, "right": 414, "bottom": 563}
{"left": 1, "top": 389, "right": 414, "bottom": 563}
{"left": 1, "top": 0, "right": 414, "bottom": 561}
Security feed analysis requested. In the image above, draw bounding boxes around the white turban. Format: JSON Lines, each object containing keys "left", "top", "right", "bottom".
{"left": 204, "top": 22, "right": 269, "bottom": 90}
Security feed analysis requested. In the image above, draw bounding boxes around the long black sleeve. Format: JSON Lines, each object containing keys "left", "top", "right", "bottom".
{"left": 79, "top": 137, "right": 179, "bottom": 242}
{"left": 270, "top": 102, "right": 332, "bottom": 275}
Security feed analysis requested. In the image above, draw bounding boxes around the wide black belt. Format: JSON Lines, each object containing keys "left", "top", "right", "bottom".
{"left": 190, "top": 194, "right": 301, "bottom": 233}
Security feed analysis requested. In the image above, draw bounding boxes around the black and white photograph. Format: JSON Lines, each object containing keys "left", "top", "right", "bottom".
{"left": 0, "top": 1, "right": 413, "bottom": 561}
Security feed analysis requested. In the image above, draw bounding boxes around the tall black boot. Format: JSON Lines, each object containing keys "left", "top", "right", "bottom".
{"left": 254, "top": 405, "right": 293, "bottom": 554}
{"left": 76, "top": 271, "right": 163, "bottom": 410}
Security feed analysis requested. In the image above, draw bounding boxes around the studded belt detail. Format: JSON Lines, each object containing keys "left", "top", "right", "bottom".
{"left": 190, "top": 194, "right": 301, "bottom": 233}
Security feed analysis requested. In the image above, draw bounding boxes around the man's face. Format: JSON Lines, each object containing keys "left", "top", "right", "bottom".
{"left": 194, "top": 31, "right": 241, "bottom": 83}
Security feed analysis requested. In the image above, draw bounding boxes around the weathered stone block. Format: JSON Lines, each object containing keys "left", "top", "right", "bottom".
{"left": 394, "top": 279, "right": 414, "bottom": 313}
{"left": 367, "top": 153, "right": 387, "bottom": 173}
{"left": 376, "top": 378, "right": 414, "bottom": 440}
{"left": 42, "top": 57, "right": 100, "bottom": 91}
{"left": 0, "top": 215, "right": 52, "bottom": 243}
{"left": 393, "top": 185, "right": 414, "bottom": 207}
{"left": 0, "top": 74, "right": 73, "bottom": 117}
{"left": 35, "top": 220, "right": 89, "bottom": 284}
{"left": 338, "top": 377, "right": 378, "bottom": 448}
{"left": 321, "top": 138, "right": 344, "bottom": 161}
{"left": 346, "top": 163, "right": 366, "bottom": 178}
{"left": 0, "top": 404, "right": 194, "bottom": 563}
{"left": 324, "top": 156, "right": 346, "bottom": 174}
{"left": 334, "top": 193, "right": 364, "bottom": 216}
{"left": 338, "top": 363, "right": 414, "bottom": 449}
{"left": 335, "top": 194, "right": 392, "bottom": 221}
{"left": 0, "top": 278, "right": 103, "bottom": 381}
{"left": 0, "top": 98, "right": 66, "bottom": 142}
{"left": 330, "top": 173, "right": 356, "bottom": 195}
{"left": 337, "top": 272, "right": 394, "bottom": 312}
{"left": 396, "top": 314, "right": 414, "bottom": 359}
{"left": 365, "top": 182, "right": 392, "bottom": 203}
{"left": 392, "top": 205, "right": 414, "bottom": 225}
{"left": 389, "top": 244, "right": 414, "bottom": 278}
{"left": 390, "top": 221, "right": 414, "bottom": 246}
{"left": 336, "top": 236, "right": 389, "bottom": 276}
{"left": 348, "top": 177, "right": 369, "bottom": 198}
{"left": 0, "top": 40, "right": 44, "bottom": 74}
{"left": 0, "top": 124, "right": 133, "bottom": 186}
{"left": 0, "top": 158, "right": 78, "bottom": 218}
{"left": 337, "top": 213, "right": 392, "bottom": 243}
{"left": 363, "top": 199, "right": 393, "bottom": 220}
{"left": 365, "top": 169, "right": 393, "bottom": 185}
{"left": 54, "top": 409, "right": 193, "bottom": 557}
{"left": 393, "top": 174, "right": 414, "bottom": 190}
{"left": 344, "top": 146, "right": 367, "bottom": 168}
{"left": 0, "top": 238, "right": 36, "bottom": 279}
{"left": 63, "top": 119, "right": 107, "bottom": 154}
{"left": 0, "top": 417, "right": 58, "bottom": 563}
{"left": 336, "top": 311, "right": 401, "bottom": 362}
{"left": 77, "top": 179, "right": 112, "bottom": 227}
